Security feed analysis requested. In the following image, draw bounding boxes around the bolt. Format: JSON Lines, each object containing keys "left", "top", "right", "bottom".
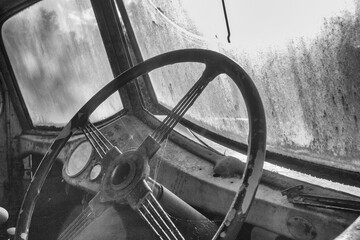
{"left": 356, "top": 225, "right": 360, "bottom": 230}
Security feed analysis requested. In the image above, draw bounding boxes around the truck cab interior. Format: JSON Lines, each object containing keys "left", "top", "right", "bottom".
{"left": 0, "top": 0, "right": 359, "bottom": 239}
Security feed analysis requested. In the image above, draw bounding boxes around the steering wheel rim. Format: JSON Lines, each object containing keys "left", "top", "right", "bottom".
{"left": 15, "top": 49, "right": 266, "bottom": 240}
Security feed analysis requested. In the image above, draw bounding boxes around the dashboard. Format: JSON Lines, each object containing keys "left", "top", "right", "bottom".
{"left": 13, "top": 114, "right": 360, "bottom": 239}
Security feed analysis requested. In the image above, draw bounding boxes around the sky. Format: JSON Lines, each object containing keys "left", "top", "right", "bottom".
{"left": 179, "top": 0, "right": 356, "bottom": 50}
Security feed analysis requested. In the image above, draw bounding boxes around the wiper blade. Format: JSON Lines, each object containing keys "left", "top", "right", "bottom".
{"left": 282, "top": 185, "right": 360, "bottom": 213}
{"left": 188, "top": 129, "right": 221, "bottom": 154}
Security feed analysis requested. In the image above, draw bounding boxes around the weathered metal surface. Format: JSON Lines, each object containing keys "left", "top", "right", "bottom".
{"left": 153, "top": 142, "right": 357, "bottom": 240}
{"left": 14, "top": 112, "right": 357, "bottom": 239}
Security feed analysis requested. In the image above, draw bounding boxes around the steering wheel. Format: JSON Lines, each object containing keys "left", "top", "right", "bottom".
{"left": 15, "top": 49, "right": 266, "bottom": 240}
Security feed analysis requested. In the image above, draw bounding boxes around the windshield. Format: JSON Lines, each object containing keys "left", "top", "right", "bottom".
{"left": 2, "top": 0, "right": 123, "bottom": 127}
{"left": 121, "top": 0, "right": 359, "bottom": 172}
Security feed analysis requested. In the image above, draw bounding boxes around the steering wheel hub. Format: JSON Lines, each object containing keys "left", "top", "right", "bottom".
{"left": 111, "top": 162, "right": 132, "bottom": 186}
{"left": 100, "top": 148, "right": 150, "bottom": 204}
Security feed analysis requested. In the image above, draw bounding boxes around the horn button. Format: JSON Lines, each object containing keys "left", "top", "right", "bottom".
{"left": 100, "top": 147, "right": 150, "bottom": 204}
{"left": 111, "top": 162, "right": 132, "bottom": 186}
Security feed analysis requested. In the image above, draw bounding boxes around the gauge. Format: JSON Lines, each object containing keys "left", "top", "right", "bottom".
{"left": 66, "top": 141, "right": 93, "bottom": 177}
{"left": 89, "top": 164, "right": 102, "bottom": 181}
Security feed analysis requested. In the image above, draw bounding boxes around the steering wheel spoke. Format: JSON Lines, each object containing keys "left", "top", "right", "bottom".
{"left": 57, "top": 192, "right": 158, "bottom": 240}
{"left": 136, "top": 136, "right": 161, "bottom": 160}
{"left": 57, "top": 193, "right": 110, "bottom": 240}
{"left": 125, "top": 179, "right": 185, "bottom": 240}
{"left": 151, "top": 66, "right": 220, "bottom": 144}
{"left": 59, "top": 178, "right": 208, "bottom": 240}
{"left": 137, "top": 192, "right": 185, "bottom": 240}
{"left": 81, "top": 122, "right": 117, "bottom": 159}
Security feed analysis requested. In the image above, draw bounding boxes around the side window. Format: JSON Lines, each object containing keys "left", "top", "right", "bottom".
{"left": 2, "top": 0, "right": 123, "bottom": 126}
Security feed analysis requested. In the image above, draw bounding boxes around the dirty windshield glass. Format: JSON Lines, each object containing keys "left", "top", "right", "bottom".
{"left": 122, "top": 0, "right": 359, "bottom": 172}
{"left": 2, "top": 0, "right": 123, "bottom": 126}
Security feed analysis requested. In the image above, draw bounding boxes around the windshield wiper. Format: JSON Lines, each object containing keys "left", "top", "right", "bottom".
{"left": 282, "top": 185, "right": 360, "bottom": 213}
{"left": 188, "top": 129, "right": 221, "bottom": 154}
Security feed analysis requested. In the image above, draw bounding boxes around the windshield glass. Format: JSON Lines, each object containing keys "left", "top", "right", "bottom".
{"left": 122, "top": 0, "right": 359, "bottom": 172}
{"left": 2, "top": 0, "right": 123, "bottom": 127}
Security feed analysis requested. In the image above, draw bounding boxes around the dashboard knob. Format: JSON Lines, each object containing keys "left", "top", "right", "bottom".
{"left": 0, "top": 207, "right": 8, "bottom": 224}
{"left": 7, "top": 227, "right": 15, "bottom": 235}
